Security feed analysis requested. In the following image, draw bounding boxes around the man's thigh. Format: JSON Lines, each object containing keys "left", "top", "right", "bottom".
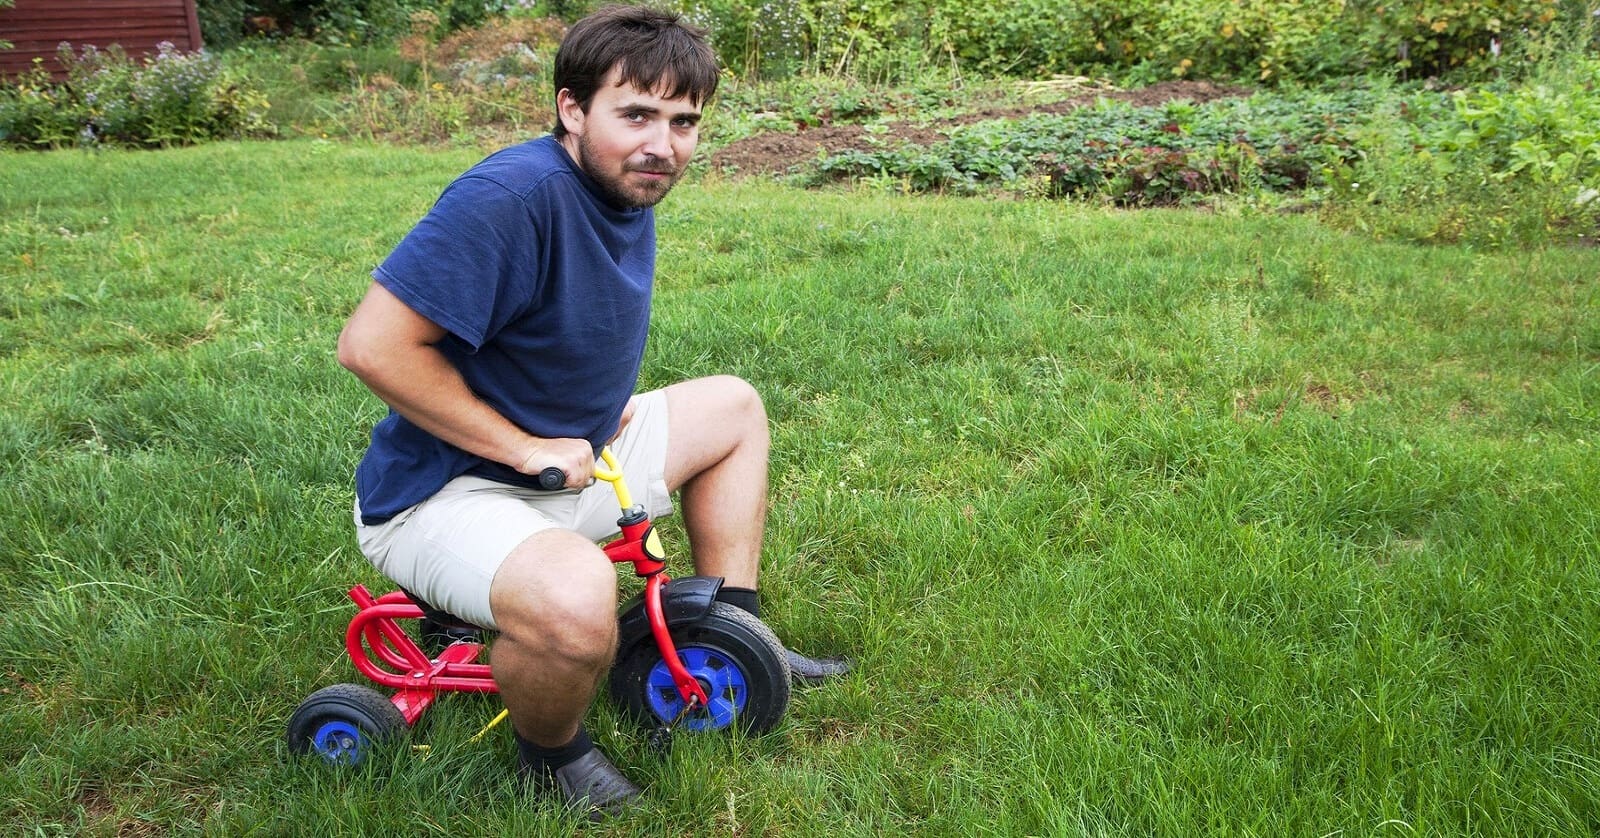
{"left": 356, "top": 476, "right": 574, "bottom": 629}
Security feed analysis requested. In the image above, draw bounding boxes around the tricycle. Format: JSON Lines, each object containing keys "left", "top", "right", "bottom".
{"left": 286, "top": 447, "right": 791, "bottom": 765}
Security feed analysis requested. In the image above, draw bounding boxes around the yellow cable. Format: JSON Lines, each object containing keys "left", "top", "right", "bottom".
{"left": 471, "top": 709, "right": 509, "bottom": 742}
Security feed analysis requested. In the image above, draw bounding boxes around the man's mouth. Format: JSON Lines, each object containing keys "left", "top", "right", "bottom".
{"left": 628, "top": 159, "right": 677, "bottom": 177}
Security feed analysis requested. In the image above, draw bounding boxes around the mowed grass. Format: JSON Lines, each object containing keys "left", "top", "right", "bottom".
{"left": 2, "top": 140, "right": 1597, "bottom": 836}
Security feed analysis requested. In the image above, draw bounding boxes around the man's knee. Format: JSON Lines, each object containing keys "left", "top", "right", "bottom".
{"left": 678, "top": 375, "right": 767, "bottom": 436}
{"left": 721, "top": 374, "right": 766, "bottom": 420}
{"left": 725, "top": 376, "right": 769, "bottom": 449}
{"left": 489, "top": 531, "right": 618, "bottom": 665}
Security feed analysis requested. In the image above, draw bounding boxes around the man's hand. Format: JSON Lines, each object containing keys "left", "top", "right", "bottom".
{"left": 516, "top": 436, "right": 595, "bottom": 489}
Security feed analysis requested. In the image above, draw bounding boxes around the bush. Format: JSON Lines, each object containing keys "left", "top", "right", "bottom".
{"left": 0, "top": 43, "right": 271, "bottom": 149}
{"left": 0, "top": 64, "right": 86, "bottom": 147}
{"left": 1350, "top": 0, "right": 1564, "bottom": 78}
{"left": 197, "top": 0, "right": 250, "bottom": 50}
{"left": 194, "top": 0, "right": 571, "bottom": 46}
{"left": 932, "top": 0, "right": 1570, "bottom": 82}
{"left": 664, "top": 0, "right": 808, "bottom": 78}
{"left": 1322, "top": 56, "right": 1600, "bottom": 245}
{"left": 660, "top": 0, "right": 1578, "bottom": 83}
{"left": 288, "top": 13, "right": 562, "bottom": 145}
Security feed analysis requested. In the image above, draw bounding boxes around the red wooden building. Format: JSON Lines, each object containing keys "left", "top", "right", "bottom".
{"left": 0, "top": 0, "right": 203, "bottom": 78}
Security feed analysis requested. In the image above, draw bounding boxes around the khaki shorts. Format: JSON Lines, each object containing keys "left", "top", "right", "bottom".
{"left": 352, "top": 389, "right": 673, "bottom": 630}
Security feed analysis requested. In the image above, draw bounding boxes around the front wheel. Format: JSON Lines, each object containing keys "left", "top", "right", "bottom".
{"left": 609, "top": 602, "right": 791, "bottom": 735}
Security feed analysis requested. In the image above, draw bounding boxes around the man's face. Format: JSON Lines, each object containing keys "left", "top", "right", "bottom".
{"left": 557, "top": 68, "right": 703, "bottom": 210}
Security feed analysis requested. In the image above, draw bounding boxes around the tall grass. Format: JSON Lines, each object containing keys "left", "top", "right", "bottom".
{"left": 2, "top": 141, "right": 1597, "bottom": 834}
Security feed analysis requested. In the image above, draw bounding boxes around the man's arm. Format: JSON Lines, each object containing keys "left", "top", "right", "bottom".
{"left": 337, "top": 281, "right": 595, "bottom": 486}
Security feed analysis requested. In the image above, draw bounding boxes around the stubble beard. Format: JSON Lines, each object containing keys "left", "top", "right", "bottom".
{"left": 578, "top": 133, "right": 682, "bottom": 210}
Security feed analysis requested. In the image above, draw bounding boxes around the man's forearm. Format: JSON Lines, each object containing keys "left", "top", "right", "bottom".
{"left": 351, "top": 344, "right": 533, "bottom": 469}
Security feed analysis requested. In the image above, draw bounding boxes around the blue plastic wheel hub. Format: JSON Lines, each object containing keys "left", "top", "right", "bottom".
{"left": 311, "top": 720, "right": 367, "bottom": 765}
{"left": 646, "top": 648, "right": 748, "bottom": 731}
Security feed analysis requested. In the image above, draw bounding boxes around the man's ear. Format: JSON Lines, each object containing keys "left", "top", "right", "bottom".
{"left": 556, "top": 89, "right": 586, "bottom": 136}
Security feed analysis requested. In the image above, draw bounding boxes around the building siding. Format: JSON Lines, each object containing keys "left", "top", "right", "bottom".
{"left": 0, "top": 0, "right": 203, "bottom": 78}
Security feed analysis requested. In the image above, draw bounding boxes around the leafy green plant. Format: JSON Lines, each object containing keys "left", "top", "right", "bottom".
{"left": 193, "top": 0, "right": 508, "bottom": 47}
{"left": 1440, "top": 61, "right": 1600, "bottom": 187}
{"left": 195, "top": 0, "right": 250, "bottom": 49}
{"left": 0, "top": 67, "right": 84, "bottom": 147}
{"left": 808, "top": 88, "right": 1379, "bottom": 205}
{"left": 1320, "top": 54, "right": 1600, "bottom": 245}
{"left": 330, "top": 14, "right": 560, "bottom": 144}
{"left": 251, "top": 0, "right": 426, "bottom": 44}
{"left": 668, "top": 0, "right": 808, "bottom": 78}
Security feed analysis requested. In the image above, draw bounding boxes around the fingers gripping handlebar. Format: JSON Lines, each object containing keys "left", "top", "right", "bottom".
{"left": 534, "top": 449, "right": 631, "bottom": 506}
{"left": 536, "top": 467, "right": 565, "bottom": 491}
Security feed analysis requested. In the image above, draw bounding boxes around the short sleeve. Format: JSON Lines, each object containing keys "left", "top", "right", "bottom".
{"left": 372, "top": 176, "right": 542, "bottom": 351}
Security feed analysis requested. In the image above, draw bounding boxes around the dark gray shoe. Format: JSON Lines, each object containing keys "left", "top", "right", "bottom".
{"left": 526, "top": 748, "right": 642, "bottom": 820}
{"left": 785, "top": 648, "right": 851, "bottom": 686}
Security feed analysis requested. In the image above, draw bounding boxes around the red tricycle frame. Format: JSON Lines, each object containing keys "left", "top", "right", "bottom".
{"left": 339, "top": 448, "right": 713, "bottom": 726}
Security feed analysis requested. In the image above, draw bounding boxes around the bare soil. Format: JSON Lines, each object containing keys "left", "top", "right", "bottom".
{"left": 709, "top": 80, "right": 1249, "bottom": 177}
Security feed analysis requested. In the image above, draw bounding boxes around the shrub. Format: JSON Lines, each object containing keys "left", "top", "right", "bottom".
{"left": 1349, "top": 0, "right": 1564, "bottom": 77}
{"left": 196, "top": 0, "right": 250, "bottom": 50}
{"left": 1321, "top": 56, "right": 1600, "bottom": 245}
{"left": 1126, "top": 0, "right": 1355, "bottom": 82}
{"left": 0, "top": 43, "right": 271, "bottom": 149}
{"left": 310, "top": 13, "right": 562, "bottom": 145}
{"left": 661, "top": 0, "right": 1577, "bottom": 83}
{"left": 930, "top": 0, "right": 1082, "bottom": 78}
{"left": 930, "top": 0, "right": 1565, "bottom": 82}
{"left": 665, "top": 0, "right": 808, "bottom": 78}
{"left": 0, "top": 63, "right": 86, "bottom": 147}
{"left": 403, "top": 13, "right": 565, "bottom": 76}
{"left": 1439, "top": 60, "right": 1600, "bottom": 187}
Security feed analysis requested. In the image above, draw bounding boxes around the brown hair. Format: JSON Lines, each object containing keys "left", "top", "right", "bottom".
{"left": 552, "top": 5, "right": 720, "bottom": 138}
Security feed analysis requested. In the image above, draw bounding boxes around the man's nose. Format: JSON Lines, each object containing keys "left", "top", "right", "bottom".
{"left": 639, "top": 120, "right": 673, "bottom": 159}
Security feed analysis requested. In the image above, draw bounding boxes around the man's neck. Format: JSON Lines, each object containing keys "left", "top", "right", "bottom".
{"left": 557, "top": 133, "right": 583, "bottom": 172}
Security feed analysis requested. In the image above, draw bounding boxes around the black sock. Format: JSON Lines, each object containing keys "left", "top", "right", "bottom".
{"left": 715, "top": 586, "right": 760, "bottom": 618}
{"left": 516, "top": 726, "right": 593, "bottom": 776}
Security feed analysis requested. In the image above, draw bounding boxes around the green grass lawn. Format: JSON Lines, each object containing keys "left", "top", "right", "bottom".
{"left": 2, "top": 140, "right": 1598, "bottom": 835}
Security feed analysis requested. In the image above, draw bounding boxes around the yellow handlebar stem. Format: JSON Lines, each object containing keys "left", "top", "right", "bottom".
{"left": 593, "top": 447, "right": 634, "bottom": 509}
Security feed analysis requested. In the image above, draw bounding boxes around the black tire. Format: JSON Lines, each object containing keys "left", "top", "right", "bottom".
{"left": 609, "top": 602, "right": 791, "bottom": 735}
{"left": 286, "top": 683, "right": 408, "bottom": 766}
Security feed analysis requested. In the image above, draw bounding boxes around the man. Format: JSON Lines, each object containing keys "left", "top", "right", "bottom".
{"left": 336, "top": 3, "right": 846, "bottom": 818}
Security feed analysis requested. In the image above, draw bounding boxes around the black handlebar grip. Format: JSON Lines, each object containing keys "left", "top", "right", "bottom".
{"left": 537, "top": 467, "right": 566, "bottom": 491}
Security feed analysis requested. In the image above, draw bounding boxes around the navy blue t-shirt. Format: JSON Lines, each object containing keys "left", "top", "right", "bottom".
{"left": 355, "top": 136, "right": 654, "bottom": 523}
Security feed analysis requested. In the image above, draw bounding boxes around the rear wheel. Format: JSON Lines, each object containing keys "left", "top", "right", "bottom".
{"left": 608, "top": 602, "right": 791, "bottom": 735}
{"left": 286, "top": 683, "right": 407, "bottom": 766}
